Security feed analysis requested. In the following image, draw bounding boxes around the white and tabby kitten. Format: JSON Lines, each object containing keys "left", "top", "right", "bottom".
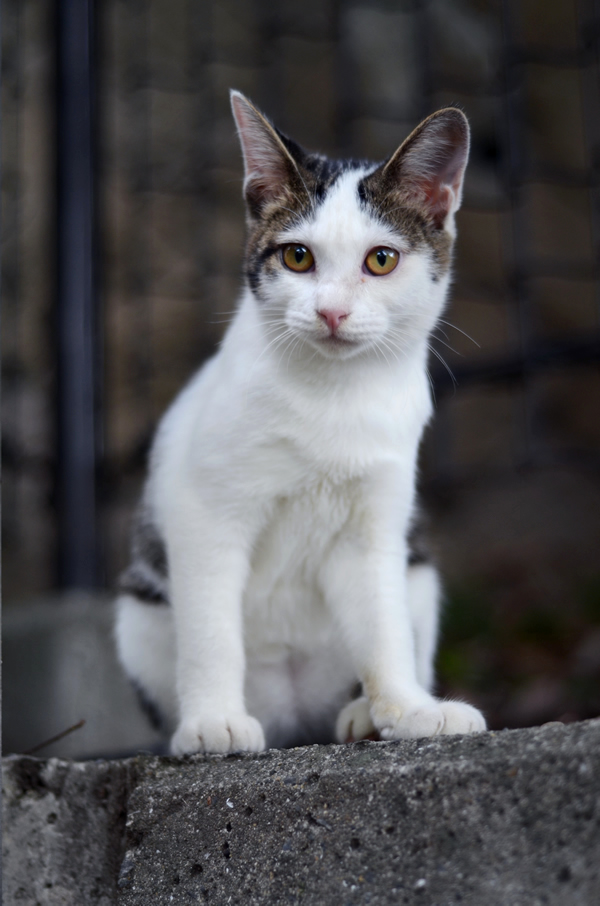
{"left": 115, "top": 91, "right": 486, "bottom": 755}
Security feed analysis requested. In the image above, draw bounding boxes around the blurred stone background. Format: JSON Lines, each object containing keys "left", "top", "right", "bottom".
{"left": 2, "top": 0, "right": 600, "bottom": 755}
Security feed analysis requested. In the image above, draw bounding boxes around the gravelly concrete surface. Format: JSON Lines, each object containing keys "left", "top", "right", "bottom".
{"left": 3, "top": 719, "right": 600, "bottom": 905}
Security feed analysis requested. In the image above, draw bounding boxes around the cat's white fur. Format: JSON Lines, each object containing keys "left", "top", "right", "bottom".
{"left": 115, "top": 93, "right": 486, "bottom": 754}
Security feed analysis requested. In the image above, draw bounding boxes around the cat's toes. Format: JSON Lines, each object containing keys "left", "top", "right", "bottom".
{"left": 439, "top": 700, "right": 486, "bottom": 735}
{"left": 170, "top": 713, "right": 265, "bottom": 755}
{"left": 375, "top": 701, "right": 445, "bottom": 741}
{"left": 372, "top": 697, "right": 486, "bottom": 741}
{"left": 336, "top": 696, "right": 376, "bottom": 742}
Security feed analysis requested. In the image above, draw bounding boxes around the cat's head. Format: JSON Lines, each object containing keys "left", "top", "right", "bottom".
{"left": 231, "top": 91, "right": 469, "bottom": 363}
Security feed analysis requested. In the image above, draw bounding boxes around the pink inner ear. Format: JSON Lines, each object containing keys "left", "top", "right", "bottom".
{"left": 419, "top": 138, "right": 467, "bottom": 227}
{"left": 231, "top": 93, "right": 294, "bottom": 208}
{"left": 422, "top": 181, "right": 454, "bottom": 230}
{"left": 386, "top": 110, "right": 469, "bottom": 229}
{"left": 244, "top": 156, "right": 290, "bottom": 210}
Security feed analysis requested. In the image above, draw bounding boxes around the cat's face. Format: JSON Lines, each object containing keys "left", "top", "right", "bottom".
{"left": 231, "top": 92, "right": 469, "bottom": 363}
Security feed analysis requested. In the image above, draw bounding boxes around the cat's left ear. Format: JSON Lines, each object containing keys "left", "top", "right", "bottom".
{"left": 383, "top": 108, "right": 470, "bottom": 231}
{"left": 230, "top": 90, "right": 302, "bottom": 216}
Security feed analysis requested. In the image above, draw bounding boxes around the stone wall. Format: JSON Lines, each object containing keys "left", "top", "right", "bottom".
{"left": 3, "top": 720, "right": 600, "bottom": 905}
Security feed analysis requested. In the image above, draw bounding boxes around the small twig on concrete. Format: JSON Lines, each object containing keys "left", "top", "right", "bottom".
{"left": 24, "top": 719, "right": 86, "bottom": 755}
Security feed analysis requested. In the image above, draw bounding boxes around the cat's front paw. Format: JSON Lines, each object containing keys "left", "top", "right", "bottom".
{"left": 370, "top": 695, "right": 486, "bottom": 741}
{"left": 373, "top": 699, "right": 445, "bottom": 740}
{"left": 438, "top": 700, "right": 486, "bottom": 735}
{"left": 171, "top": 712, "right": 265, "bottom": 755}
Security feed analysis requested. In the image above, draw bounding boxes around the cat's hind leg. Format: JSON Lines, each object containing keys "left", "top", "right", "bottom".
{"left": 335, "top": 696, "right": 375, "bottom": 743}
{"left": 115, "top": 594, "right": 178, "bottom": 734}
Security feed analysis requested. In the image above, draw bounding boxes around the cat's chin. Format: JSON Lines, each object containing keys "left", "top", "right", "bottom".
{"left": 308, "top": 335, "right": 368, "bottom": 361}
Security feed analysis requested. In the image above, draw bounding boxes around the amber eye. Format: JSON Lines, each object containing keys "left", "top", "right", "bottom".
{"left": 364, "top": 247, "right": 399, "bottom": 276}
{"left": 282, "top": 244, "right": 314, "bottom": 273}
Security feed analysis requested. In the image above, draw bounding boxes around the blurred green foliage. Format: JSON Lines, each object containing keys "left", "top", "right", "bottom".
{"left": 436, "top": 575, "right": 600, "bottom": 729}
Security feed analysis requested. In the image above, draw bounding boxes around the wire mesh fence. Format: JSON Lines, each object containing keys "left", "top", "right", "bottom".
{"left": 3, "top": 0, "right": 600, "bottom": 728}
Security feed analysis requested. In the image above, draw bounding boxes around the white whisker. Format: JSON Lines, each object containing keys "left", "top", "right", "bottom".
{"left": 430, "top": 332, "right": 462, "bottom": 357}
{"left": 425, "top": 366, "right": 437, "bottom": 404}
{"left": 427, "top": 343, "right": 457, "bottom": 390}
{"left": 437, "top": 317, "right": 480, "bottom": 348}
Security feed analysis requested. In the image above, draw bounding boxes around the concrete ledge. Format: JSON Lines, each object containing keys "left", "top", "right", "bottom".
{"left": 3, "top": 720, "right": 600, "bottom": 905}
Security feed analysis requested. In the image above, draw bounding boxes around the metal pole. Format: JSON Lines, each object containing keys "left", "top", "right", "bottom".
{"left": 56, "top": 0, "right": 99, "bottom": 587}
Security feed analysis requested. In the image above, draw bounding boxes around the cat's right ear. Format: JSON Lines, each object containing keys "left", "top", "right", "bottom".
{"left": 382, "top": 108, "right": 470, "bottom": 232}
{"left": 230, "top": 91, "right": 298, "bottom": 216}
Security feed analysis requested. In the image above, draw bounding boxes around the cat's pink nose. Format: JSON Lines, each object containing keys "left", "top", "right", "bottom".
{"left": 318, "top": 309, "right": 349, "bottom": 334}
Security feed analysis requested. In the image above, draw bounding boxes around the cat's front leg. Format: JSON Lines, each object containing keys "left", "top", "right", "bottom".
{"left": 322, "top": 471, "right": 486, "bottom": 741}
{"left": 166, "top": 502, "right": 265, "bottom": 756}
{"left": 325, "top": 547, "right": 446, "bottom": 741}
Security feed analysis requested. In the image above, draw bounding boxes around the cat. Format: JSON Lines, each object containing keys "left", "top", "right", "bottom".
{"left": 115, "top": 90, "right": 486, "bottom": 755}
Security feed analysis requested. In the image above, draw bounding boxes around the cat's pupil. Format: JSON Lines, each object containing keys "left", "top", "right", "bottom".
{"left": 295, "top": 247, "right": 305, "bottom": 263}
{"left": 376, "top": 250, "right": 387, "bottom": 268}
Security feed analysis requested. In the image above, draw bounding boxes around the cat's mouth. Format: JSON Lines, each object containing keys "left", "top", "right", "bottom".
{"left": 320, "top": 334, "right": 355, "bottom": 345}
{"left": 313, "top": 332, "right": 365, "bottom": 359}
{"left": 318, "top": 334, "right": 358, "bottom": 350}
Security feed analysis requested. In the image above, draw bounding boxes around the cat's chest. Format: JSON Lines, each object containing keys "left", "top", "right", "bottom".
{"left": 252, "top": 371, "right": 427, "bottom": 489}
{"left": 250, "top": 478, "right": 355, "bottom": 587}
{"left": 243, "top": 478, "right": 357, "bottom": 646}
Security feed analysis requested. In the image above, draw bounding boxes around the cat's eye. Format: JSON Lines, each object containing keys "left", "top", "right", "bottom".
{"left": 364, "top": 247, "right": 399, "bottom": 276}
{"left": 282, "top": 244, "right": 314, "bottom": 273}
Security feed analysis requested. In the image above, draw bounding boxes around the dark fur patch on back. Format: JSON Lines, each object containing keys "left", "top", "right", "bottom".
{"left": 130, "top": 677, "right": 167, "bottom": 732}
{"left": 407, "top": 510, "right": 433, "bottom": 567}
{"left": 133, "top": 510, "right": 168, "bottom": 575}
{"left": 119, "top": 563, "right": 169, "bottom": 604}
{"left": 119, "top": 505, "right": 170, "bottom": 605}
